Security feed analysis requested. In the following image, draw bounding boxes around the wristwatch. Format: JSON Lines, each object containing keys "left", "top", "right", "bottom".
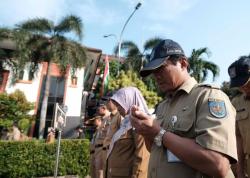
{"left": 154, "top": 128, "right": 166, "bottom": 147}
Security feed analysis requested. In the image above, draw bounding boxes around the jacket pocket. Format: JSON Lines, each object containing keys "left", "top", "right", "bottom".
{"left": 236, "top": 109, "right": 248, "bottom": 121}
{"left": 109, "top": 167, "right": 131, "bottom": 177}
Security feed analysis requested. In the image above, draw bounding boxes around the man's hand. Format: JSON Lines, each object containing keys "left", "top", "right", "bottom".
{"left": 130, "top": 105, "right": 160, "bottom": 140}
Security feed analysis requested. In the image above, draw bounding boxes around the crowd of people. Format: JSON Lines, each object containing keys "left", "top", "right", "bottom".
{"left": 89, "top": 39, "right": 250, "bottom": 178}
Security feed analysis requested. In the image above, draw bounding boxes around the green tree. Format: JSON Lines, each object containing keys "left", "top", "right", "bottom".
{"left": 108, "top": 70, "right": 161, "bottom": 108}
{"left": 109, "top": 60, "right": 120, "bottom": 78}
{"left": 114, "top": 37, "right": 162, "bottom": 73}
{"left": 0, "top": 90, "right": 34, "bottom": 131}
{"left": 15, "top": 15, "right": 87, "bottom": 138}
{"left": 0, "top": 28, "right": 32, "bottom": 81}
{"left": 112, "top": 37, "right": 162, "bottom": 93}
{"left": 188, "top": 47, "right": 219, "bottom": 83}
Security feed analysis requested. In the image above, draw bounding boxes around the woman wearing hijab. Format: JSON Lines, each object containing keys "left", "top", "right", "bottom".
{"left": 105, "top": 87, "right": 150, "bottom": 178}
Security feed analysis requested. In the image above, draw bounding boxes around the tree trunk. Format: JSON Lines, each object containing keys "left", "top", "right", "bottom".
{"left": 39, "top": 61, "right": 52, "bottom": 139}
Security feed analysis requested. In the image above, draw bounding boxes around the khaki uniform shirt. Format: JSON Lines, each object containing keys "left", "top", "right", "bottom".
{"left": 232, "top": 93, "right": 250, "bottom": 177}
{"left": 90, "top": 140, "right": 96, "bottom": 178}
{"left": 148, "top": 77, "right": 237, "bottom": 178}
{"left": 106, "top": 115, "right": 150, "bottom": 178}
{"left": 103, "top": 112, "right": 121, "bottom": 174}
{"left": 94, "top": 115, "right": 111, "bottom": 171}
{"left": 103, "top": 112, "right": 121, "bottom": 149}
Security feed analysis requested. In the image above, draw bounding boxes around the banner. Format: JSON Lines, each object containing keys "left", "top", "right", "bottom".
{"left": 100, "top": 55, "right": 109, "bottom": 97}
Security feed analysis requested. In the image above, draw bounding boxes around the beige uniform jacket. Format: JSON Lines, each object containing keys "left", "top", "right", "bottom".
{"left": 106, "top": 115, "right": 149, "bottom": 178}
{"left": 103, "top": 112, "right": 121, "bottom": 173}
{"left": 103, "top": 112, "right": 121, "bottom": 149}
{"left": 148, "top": 77, "right": 237, "bottom": 178}
{"left": 90, "top": 140, "right": 96, "bottom": 178}
{"left": 94, "top": 116, "right": 111, "bottom": 171}
{"left": 232, "top": 93, "right": 250, "bottom": 177}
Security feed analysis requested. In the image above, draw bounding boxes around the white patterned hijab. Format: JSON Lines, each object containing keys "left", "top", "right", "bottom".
{"left": 110, "top": 86, "right": 149, "bottom": 115}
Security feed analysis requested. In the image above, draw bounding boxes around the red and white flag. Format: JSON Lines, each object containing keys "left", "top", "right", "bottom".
{"left": 100, "top": 55, "right": 109, "bottom": 97}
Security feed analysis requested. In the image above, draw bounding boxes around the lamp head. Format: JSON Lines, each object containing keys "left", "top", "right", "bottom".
{"left": 135, "top": 2, "right": 142, "bottom": 10}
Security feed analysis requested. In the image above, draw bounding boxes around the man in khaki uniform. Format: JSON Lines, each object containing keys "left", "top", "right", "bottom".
{"left": 88, "top": 116, "right": 102, "bottom": 178}
{"left": 89, "top": 116, "right": 102, "bottom": 178}
{"left": 130, "top": 39, "right": 238, "bottom": 178}
{"left": 228, "top": 56, "right": 250, "bottom": 178}
{"left": 94, "top": 104, "right": 111, "bottom": 178}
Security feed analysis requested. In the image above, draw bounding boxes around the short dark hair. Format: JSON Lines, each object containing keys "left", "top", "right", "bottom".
{"left": 168, "top": 54, "right": 186, "bottom": 65}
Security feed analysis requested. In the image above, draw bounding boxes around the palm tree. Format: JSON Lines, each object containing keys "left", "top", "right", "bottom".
{"left": 16, "top": 15, "right": 87, "bottom": 138}
{"left": 112, "top": 37, "right": 162, "bottom": 92}
{"left": 0, "top": 27, "right": 33, "bottom": 83}
{"left": 188, "top": 47, "right": 219, "bottom": 83}
{"left": 114, "top": 37, "right": 163, "bottom": 72}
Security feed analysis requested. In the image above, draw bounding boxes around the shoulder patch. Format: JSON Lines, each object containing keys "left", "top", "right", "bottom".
{"left": 208, "top": 98, "right": 227, "bottom": 118}
{"left": 198, "top": 83, "right": 220, "bottom": 89}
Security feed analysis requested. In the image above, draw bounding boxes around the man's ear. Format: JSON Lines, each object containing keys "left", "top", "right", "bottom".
{"left": 180, "top": 57, "right": 189, "bottom": 70}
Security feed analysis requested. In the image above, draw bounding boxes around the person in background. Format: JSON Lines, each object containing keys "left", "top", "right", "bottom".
{"left": 228, "top": 56, "right": 250, "bottom": 178}
{"left": 130, "top": 39, "right": 237, "bottom": 178}
{"left": 101, "top": 92, "right": 121, "bottom": 175}
{"left": 6, "top": 122, "right": 21, "bottom": 141}
{"left": 90, "top": 116, "right": 102, "bottom": 178}
{"left": 93, "top": 104, "right": 111, "bottom": 178}
{"left": 75, "top": 125, "right": 85, "bottom": 139}
{"left": 105, "top": 87, "right": 150, "bottom": 178}
{"left": 46, "top": 127, "right": 55, "bottom": 143}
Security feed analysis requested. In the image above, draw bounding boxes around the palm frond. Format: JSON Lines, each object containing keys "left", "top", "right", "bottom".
{"left": 188, "top": 47, "right": 219, "bottom": 82}
{"left": 16, "top": 18, "right": 53, "bottom": 34}
{"left": 203, "top": 61, "right": 220, "bottom": 81}
{"left": 0, "top": 28, "right": 14, "bottom": 39}
{"left": 55, "top": 15, "right": 83, "bottom": 40}
{"left": 50, "top": 39, "right": 86, "bottom": 75}
{"left": 143, "top": 37, "right": 163, "bottom": 52}
{"left": 113, "top": 40, "right": 139, "bottom": 56}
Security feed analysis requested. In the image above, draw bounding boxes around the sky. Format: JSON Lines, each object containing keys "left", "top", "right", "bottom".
{"left": 1, "top": 0, "right": 250, "bottom": 85}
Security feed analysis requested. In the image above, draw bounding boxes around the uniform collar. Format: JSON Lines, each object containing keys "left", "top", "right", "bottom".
{"left": 243, "top": 93, "right": 250, "bottom": 100}
{"left": 166, "top": 77, "right": 197, "bottom": 99}
{"left": 176, "top": 77, "right": 197, "bottom": 94}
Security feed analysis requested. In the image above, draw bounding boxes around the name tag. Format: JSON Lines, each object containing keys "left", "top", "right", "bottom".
{"left": 166, "top": 150, "right": 181, "bottom": 163}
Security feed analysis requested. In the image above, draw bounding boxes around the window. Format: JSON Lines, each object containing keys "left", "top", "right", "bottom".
{"left": 17, "top": 63, "right": 34, "bottom": 82}
{"left": 18, "top": 70, "right": 24, "bottom": 80}
{"left": 71, "top": 76, "right": 78, "bottom": 86}
{"left": 0, "top": 73, "right": 3, "bottom": 85}
{"left": 36, "top": 76, "right": 66, "bottom": 137}
{"left": 28, "top": 70, "right": 34, "bottom": 81}
{"left": 0, "top": 70, "right": 10, "bottom": 93}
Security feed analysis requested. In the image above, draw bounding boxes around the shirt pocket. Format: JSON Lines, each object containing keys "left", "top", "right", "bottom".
{"left": 172, "top": 109, "right": 195, "bottom": 138}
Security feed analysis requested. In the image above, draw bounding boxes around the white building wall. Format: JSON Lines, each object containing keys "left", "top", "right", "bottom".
{"left": 5, "top": 64, "right": 43, "bottom": 115}
{"left": 64, "top": 68, "right": 85, "bottom": 117}
{"left": 4, "top": 63, "right": 85, "bottom": 118}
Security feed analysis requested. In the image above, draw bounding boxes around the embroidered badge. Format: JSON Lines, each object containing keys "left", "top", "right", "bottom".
{"left": 208, "top": 98, "right": 227, "bottom": 118}
{"left": 171, "top": 115, "right": 178, "bottom": 127}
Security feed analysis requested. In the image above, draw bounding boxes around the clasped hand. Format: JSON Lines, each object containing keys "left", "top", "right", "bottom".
{"left": 130, "top": 105, "right": 160, "bottom": 140}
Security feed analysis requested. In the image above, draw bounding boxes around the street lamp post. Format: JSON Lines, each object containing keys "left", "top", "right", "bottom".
{"left": 104, "top": 2, "right": 142, "bottom": 76}
{"left": 103, "top": 34, "right": 118, "bottom": 41}
{"left": 118, "top": 2, "right": 142, "bottom": 62}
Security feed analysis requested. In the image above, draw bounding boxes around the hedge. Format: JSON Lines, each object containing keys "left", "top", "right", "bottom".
{"left": 0, "top": 139, "right": 90, "bottom": 178}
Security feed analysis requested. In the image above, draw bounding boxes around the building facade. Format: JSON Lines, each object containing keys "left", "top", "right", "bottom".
{"left": 0, "top": 40, "right": 103, "bottom": 138}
